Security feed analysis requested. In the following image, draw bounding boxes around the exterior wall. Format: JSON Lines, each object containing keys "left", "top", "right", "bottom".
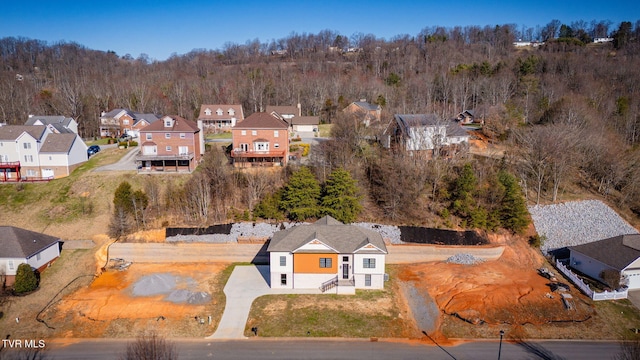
{"left": 231, "top": 127, "right": 289, "bottom": 166}
{"left": 354, "top": 273, "right": 385, "bottom": 289}
{"left": 269, "top": 252, "right": 293, "bottom": 289}
{"left": 26, "top": 242, "right": 60, "bottom": 272}
{"left": 406, "top": 126, "right": 446, "bottom": 151}
{"left": 624, "top": 269, "right": 640, "bottom": 289}
{"left": 294, "top": 125, "right": 315, "bottom": 132}
{"left": 0, "top": 257, "right": 27, "bottom": 277}
{"left": 293, "top": 273, "right": 337, "bottom": 289}
{"left": 0, "top": 140, "right": 20, "bottom": 162}
{"left": 141, "top": 130, "right": 200, "bottom": 163}
{"left": 293, "top": 253, "right": 337, "bottom": 274}
{"left": 16, "top": 133, "right": 42, "bottom": 169}
{"left": 353, "top": 253, "right": 386, "bottom": 289}
{"left": 570, "top": 250, "right": 616, "bottom": 283}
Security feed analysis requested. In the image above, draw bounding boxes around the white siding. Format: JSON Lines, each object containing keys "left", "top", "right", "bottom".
{"left": 624, "top": 269, "right": 640, "bottom": 289}
{"left": 570, "top": 251, "right": 615, "bottom": 284}
{"left": 354, "top": 273, "right": 385, "bottom": 289}
{"left": 68, "top": 135, "right": 88, "bottom": 165}
{"left": 26, "top": 242, "right": 60, "bottom": 271}
{"left": 406, "top": 126, "right": 446, "bottom": 151}
{"left": 353, "top": 253, "right": 386, "bottom": 289}
{"left": 269, "top": 252, "right": 293, "bottom": 289}
{"left": 0, "top": 258, "right": 27, "bottom": 276}
{"left": 295, "top": 242, "right": 334, "bottom": 252}
{"left": 293, "top": 273, "right": 336, "bottom": 289}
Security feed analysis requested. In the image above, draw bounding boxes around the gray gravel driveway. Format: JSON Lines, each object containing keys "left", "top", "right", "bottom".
{"left": 93, "top": 147, "right": 139, "bottom": 171}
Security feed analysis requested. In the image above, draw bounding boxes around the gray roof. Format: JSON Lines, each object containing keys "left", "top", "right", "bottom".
{"left": 267, "top": 216, "right": 387, "bottom": 254}
{"left": 48, "top": 123, "right": 74, "bottom": 134}
{"left": 353, "top": 101, "right": 381, "bottom": 111}
{"left": 0, "top": 226, "right": 60, "bottom": 259}
{"left": 133, "top": 113, "right": 160, "bottom": 125}
{"left": 39, "top": 133, "right": 78, "bottom": 153}
{"left": 569, "top": 234, "right": 640, "bottom": 271}
{"left": 0, "top": 125, "right": 48, "bottom": 141}
{"left": 446, "top": 123, "right": 470, "bottom": 137}
{"left": 293, "top": 116, "right": 320, "bottom": 126}
{"left": 25, "top": 115, "right": 74, "bottom": 127}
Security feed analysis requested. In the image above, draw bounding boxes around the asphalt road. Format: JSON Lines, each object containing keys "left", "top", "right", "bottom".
{"left": 35, "top": 338, "right": 622, "bottom": 359}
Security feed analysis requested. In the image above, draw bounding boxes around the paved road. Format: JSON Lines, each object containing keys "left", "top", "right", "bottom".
{"left": 40, "top": 338, "right": 623, "bottom": 359}
{"left": 209, "top": 265, "right": 320, "bottom": 339}
{"left": 109, "top": 243, "right": 504, "bottom": 265}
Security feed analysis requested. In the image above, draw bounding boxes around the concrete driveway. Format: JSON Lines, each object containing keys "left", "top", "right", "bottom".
{"left": 627, "top": 290, "right": 640, "bottom": 310}
{"left": 209, "top": 265, "right": 320, "bottom": 339}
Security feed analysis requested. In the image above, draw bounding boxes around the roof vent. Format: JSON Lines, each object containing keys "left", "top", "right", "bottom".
{"left": 33, "top": 239, "right": 36, "bottom": 243}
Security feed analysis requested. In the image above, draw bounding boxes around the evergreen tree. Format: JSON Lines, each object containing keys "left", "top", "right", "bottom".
{"left": 451, "top": 163, "right": 477, "bottom": 219}
{"left": 280, "top": 167, "right": 321, "bottom": 221}
{"left": 14, "top": 263, "right": 38, "bottom": 294}
{"left": 254, "top": 190, "right": 285, "bottom": 221}
{"left": 498, "top": 171, "right": 530, "bottom": 233}
{"left": 113, "top": 181, "right": 134, "bottom": 214}
{"left": 321, "top": 168, "right": 362, "bottom": 223}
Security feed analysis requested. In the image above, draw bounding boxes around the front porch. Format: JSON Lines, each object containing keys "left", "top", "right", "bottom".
{"left": 320, "top": 276, "right": 356, "bottom": 295}
{"left": 135, "top": 153, "right": 196, "bottom": 173}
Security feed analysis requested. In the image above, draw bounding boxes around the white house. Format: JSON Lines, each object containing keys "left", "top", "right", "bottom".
{"left": 38, "top": 133, "right": 88, "bottom": 178}
{"left": 569, "top": 234, "right": 640, "bottom": 290}
{"left": 267, "top": 216, "right": 388, "bottom": 294}
{"left": 0, "top": 226, "right": 60, "bottom": 287}
{"left": 391, "top": 114, "right": 468, "bottom": 153}
{"left": 25, "top": 115, "right": 78, "bottom": 134}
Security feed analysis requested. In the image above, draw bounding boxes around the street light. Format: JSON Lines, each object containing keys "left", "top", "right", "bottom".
{"left": 498, "top": 330, "right": 505, "bottom": 360}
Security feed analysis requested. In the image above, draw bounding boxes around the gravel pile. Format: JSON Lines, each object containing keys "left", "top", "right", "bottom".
{"left": 529, "top": 200, "right": 639, "bottom": 254}
{"left": 166, "top": 221, "right": 308, "bottom": 243}
{"left": 354, "top": 223, "right": 403, "bottom": 244}
{"left": 446, "top": 253, "right": 484, "bottom": 265}
{"left": 131, "top": 273, "right": 211, "bottom": 304}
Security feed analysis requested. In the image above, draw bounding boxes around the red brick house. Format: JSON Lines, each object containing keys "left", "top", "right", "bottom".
{"left": 231, "top": 112, "right": 289, "bottom": 167}
{"left": 135, "top": 115, "right": 202, "bottom": 172}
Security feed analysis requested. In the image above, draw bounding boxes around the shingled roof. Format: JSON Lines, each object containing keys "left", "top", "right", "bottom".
{"left": 234, "top": 112, "right": 289, "bottom": 130}
{"left": 570, "top": 234, "right": 640, "bottom": 271}
{"left": 0, "top": 226, "right": 60, "bottom": 259}
{"left": 0, "top": 125, "right": 48, "bottom": 141}
{"left": 142, "top": 115, "right": 199, "bottom": 132}
{"left": 267, "top": 216, "right": 387, "bottom": 254}
{"left": 39, "top": 133, "right": 78, "bottom": 153}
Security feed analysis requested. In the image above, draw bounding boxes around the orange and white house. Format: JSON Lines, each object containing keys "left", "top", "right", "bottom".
{"left": 267, "top": 216, "right": 388, "bottom": 294}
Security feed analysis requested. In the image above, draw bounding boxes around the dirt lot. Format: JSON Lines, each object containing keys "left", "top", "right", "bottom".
{"left": 41, "top": 262, "right": 228, "bottom": 338}
{"left": 397, "top": 232, "right": 640, "bottom": 340}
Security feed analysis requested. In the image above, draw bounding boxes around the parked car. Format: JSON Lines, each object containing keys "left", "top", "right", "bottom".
{"left": 87, "top": 145, "right": 100, "bottom": 156}
{"left": 119, "top": 134, "right": 132, "bottom": 141}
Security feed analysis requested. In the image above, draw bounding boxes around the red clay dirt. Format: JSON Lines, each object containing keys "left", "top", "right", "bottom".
{"left": 43, "top": 263, "right": 227, "bottom": 338}
{"left": 398, "top": 234, "right": 594, "bottom": 338}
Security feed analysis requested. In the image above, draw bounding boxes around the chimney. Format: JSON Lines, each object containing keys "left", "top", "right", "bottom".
{"left": 297, "top": 103, "right": 301, "bottom": 117}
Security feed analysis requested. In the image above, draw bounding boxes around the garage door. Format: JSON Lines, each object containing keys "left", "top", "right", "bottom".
{"left": 42, "top": 169, "right": 54, "bottom": 179}
{"left": 296, "top": 125, "right": 314, "bottom": 132}
{"left": 625, "top": 270, "right": 640, "bottom": 289}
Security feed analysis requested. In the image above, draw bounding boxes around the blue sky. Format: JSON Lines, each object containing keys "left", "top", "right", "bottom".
{"left": 1, "top": 0, "right": 638, "bottom": 61}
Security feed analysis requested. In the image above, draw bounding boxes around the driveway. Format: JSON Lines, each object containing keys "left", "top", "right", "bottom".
{"left": 93, "top": 147, "right": 139, "bottom": 171}
{"left": 628, "top": 290, "right": 640, "bottom": 310}
{"left": 208, "top": 265, "right": 320, "bottom": 339}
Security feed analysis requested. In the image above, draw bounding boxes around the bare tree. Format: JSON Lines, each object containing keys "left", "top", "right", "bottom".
{"left": 119, "top": 331, "right": 178, "bottom": 360}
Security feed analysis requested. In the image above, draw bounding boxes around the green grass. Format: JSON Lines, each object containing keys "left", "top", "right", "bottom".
{"left": 85, "top": 138, "right": 113, "bottom": 146}
{"left": 205, "top": 132, "right": 232, "bottom": 140}
{"left": 594, "top": 299, "right": 640, "bottom": 338}
{"left": 318, "top": 124, "right": 332, "bottom": 137}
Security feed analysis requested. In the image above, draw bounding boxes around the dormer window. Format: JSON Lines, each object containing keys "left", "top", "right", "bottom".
{"left": 204, "top": 108, "right": 212, "bottom": 116}
{"left": 164, "top": 118, "right": 172, "bottom": 127}
{"left": 216, "top": 109, "right": 223, "bottom": 116}
{"left": 228, "top": 109, "right": 235, "bottom": 116}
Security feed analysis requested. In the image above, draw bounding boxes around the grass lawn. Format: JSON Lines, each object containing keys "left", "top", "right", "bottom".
{"left": 244, "top": 272, "right": 411, "bottom": 338}
{"left": 205, "top": 132, "right": 232, "bottom": 140}
{"left": 318, "top": 124, "right": 332, "bottom": 137}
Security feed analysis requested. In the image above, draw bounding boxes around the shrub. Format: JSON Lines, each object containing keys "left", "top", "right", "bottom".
{"left": 119, "top": 331, "right": 178, "bottom": 360}
{"left": 299, "top": 143, "right": 310, "bottom": 156}
{"left": 118, "top": 141, "right": 129, "bottom": 148}
{"left": 14, "top": 263, "right": 38, "bottom": 294}
{"left": 129, "top": 141, "right": 138, "bottom": 147}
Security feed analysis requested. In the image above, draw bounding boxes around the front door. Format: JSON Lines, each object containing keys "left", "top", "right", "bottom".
{"left": 342, "top": 256, "right": 349, "bottom": 279}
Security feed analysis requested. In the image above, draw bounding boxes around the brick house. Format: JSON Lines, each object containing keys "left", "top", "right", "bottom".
{"left": 99, "top": 109, "right": 159, "bottom": 138}
{"left": 231, "top": 112, "right": 289, "bottom": 167}
{"left": 135, "top": 115, "right": 202, "bottom": 173}
{"left": 343, "top": 99, "right": 382, "bottom": 127}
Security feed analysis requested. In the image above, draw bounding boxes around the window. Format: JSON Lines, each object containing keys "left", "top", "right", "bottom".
{"left": 216, "top": 109, "right": 223, "bottom": 116}
{"left": 178, "top": 146, "right": 189, "bottom": 155}
{"left": 165, "top": 133, "right": 171, "bottom": 139}
{"left": 123, "top": 119, "right": 129, "bottom": 125}
{"left": 274, "top": 130, "right": 279, "bottom": 138}
{"left": 365, "top": 274, "right": 372, "bottom": 287}
{"left": 146, "top": 133, "right": 152, "bottom": 140}
{"left": 180, "top": 133, "right": 186, "bottom": 139}
{"left": 23, "top": 142, "right": 31, "bottom": 149}
{"left": 229, "top": 109, "right": 235, "bottom": 116}
{"left": 280, "top": 256, "right": 286, "bottom": 266}
{"left": 164, "top": 120, "right": 172, "bottom": 127}
{"left": 241, "top": 130, "right": 246, "bottom": 136}
{"left": 8, "top": 260, "right": 14, "bottom": 271}
{"left": 205, "top": 108, "right": 212, "bottom": 116}
{"left": 320, "top": 258, "right": 332, "bottom": 268}
{"left": 281, "top": 274, "right": 287, "bottom": 285}
{"left": 254, "top": 142, "right": 269, "bottom": 151}
{"left": 49, "top": 156, "right": 52, "bottom": 160}
{"left": 240, "top": 143, "right": 249, "bottom": 152}
{"left": 363, "top": 258, "right": 376, "bottom": 268}
{"left": 27, "top": 169, "right": 36, "bottom": 176}
{"left": 252, "top": 130, "right": 257, "bottom": 136}
{"left": 24, "top": 155, "right": 33, "bottom": 163}
{"left": 166, "top": 146, "right": 172, "bottom": 152}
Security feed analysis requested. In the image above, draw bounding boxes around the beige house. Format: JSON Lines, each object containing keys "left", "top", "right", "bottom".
{"left": 197, "top": 104, "right": 244, "bottom": 132}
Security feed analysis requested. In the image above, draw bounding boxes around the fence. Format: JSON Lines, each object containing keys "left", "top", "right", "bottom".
{"left": 555, "top": 259, "right": 628, "bottom": 301}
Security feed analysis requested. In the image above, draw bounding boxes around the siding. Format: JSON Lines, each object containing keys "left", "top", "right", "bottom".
{"left": 293, "top": 253, "right": 337, "bottom": 274}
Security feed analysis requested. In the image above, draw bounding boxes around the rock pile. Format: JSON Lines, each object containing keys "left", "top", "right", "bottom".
{"left": 528, "top": 200, "right": 639, "bottom": 254}
{"left": 446, "top": 253, "right": 484, "bottom": 265}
